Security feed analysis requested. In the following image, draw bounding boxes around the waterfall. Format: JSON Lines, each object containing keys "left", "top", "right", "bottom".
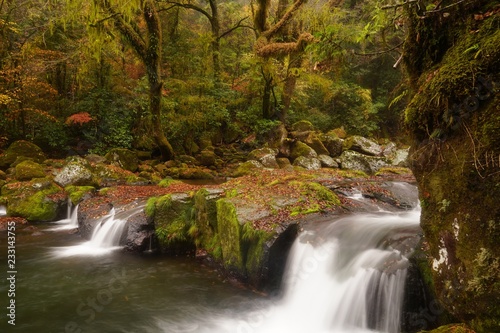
{"left": 248, "top": 208, "right": 421, "bottom": 333}
{"left": 0, "top": 205, "right": 6, "bottom": 216}
{"left": 52, "top": 202, "right": 145, "bottom": 257}
{"left": 50, "top": 202, "right": 79, "bottom": 230}
{"left": 148, "top": 206, "right": 421, "bottom": 333}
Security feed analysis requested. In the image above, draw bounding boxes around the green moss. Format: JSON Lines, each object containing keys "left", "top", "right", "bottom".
{"left": 216, "top": 199, "right": 244, "bottom": 272}
{"left": 65, "top": 185, "right": 95, "bottom": 205}
{"left": 158, "top": 177, "right": 181, "bottom": 187}
{"left": 7, "top": 181, "right": 62, "bottom": 221}
{"left": 14, "top": 160, "right": 46, "bottom": 181}
{"left": 145, "top": 197, "right": 158, "bottom": 217}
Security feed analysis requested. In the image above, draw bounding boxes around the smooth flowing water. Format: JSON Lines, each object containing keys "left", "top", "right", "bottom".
{"left": 1, "top": 187, "right": 421, "bottom": 333}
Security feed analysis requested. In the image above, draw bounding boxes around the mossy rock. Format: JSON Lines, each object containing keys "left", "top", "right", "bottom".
{"left": 248, "top": 148, "right": 279, "bottom": 168}
{"left": 216, "top": 198, "right": 245, "bottom": 273}
{"left": 65, "top": 185, "right": 95, "bottom": 205}
{"left": 150, "top": 193, "right": 196, "bottom": 254}
{"left": 14, "top": 160, "right": 46, "bottom": 181}
{"left": 0, "top": 169, "right": 6, "bottom": 180}
{"left": 199, "top": 149, "right": 217, "bottom": 167}
{"left": 404, "top": 7, "right": 500, "bottom": 332}
{"left": 291, "top": 120, "right": 314, "bottom": 132}
{"left": 105, "top": 148, "right": 139, "bottom": 172}
{"left": 55, "top": 157, "right": 97, "bottom": 187}
{"left": 290, "top": 141, "right": 318, "bottom": 161}
{"left": 233, "top": 160, "right": 264, "bottom": 177}
{"left": 6, "top": 179, "right": 64, "bottom": 221}
{"left": 0, "top": 140, "right": 46, "bottom": 170}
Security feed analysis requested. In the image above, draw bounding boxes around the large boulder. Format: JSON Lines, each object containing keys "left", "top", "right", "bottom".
{"left": 338, "top": 150, "right": 388, "bottom": 174}
{"left": 248, "top": 148, "right": 279, "bottom": 168}
{"left": 321, "top": 133, "right": 344, "bottom": 157}
{"left": 290, "top": 141, "right": 318, "bottom": 161}
{"left": 0, "top": 140, "right": 46, "bottom": 170}
{"left": 54, "top": 157, "right": 96, "bottom": 187}
{"left": 4, "top": 179, "right": 65, "bottom": 221}
{"left": 344, "top": 135, "right": 383, "bottom": 156}
{"left": 14, "top": 160, "right": 46, "bottom": 181}
{"left": 291, "top": 131, "right": 330, "bottom": 156}
{"left": 105, "top": 148, "right": 139, "bottom": 172}
{"left": 291, "top": 120, "right": 314, "bottom": 132}
{"left": 293, "top": 156, "right": 321, "bottom": 170}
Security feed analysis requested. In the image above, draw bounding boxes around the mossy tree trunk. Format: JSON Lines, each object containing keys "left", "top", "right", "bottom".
{"left": 402, "top": 1, "right": 500, "bottom": 331}
{"left": 251, "top": 0, "right": 312, "bottom": 121}
{"left": 97, "top": 0, "right": 174, "bottom": 161}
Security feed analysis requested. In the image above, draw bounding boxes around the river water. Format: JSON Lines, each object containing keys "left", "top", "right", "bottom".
{"left": 0, "top": 194, "right": 421, "bottom": 333}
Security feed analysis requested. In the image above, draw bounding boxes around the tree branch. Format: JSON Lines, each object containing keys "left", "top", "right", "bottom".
{"left": 218, "top": 16, "right": 253, "bottom": 40}
{"left": 262, "top": 0, "right": 307, "bottom": 40}
{"left": 161, "top": 0, "right": 212, "bottom": 21}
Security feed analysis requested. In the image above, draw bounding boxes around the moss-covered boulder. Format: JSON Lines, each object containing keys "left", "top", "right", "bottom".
{"left": 421, "top": 324, "right": 476, "bottom": 333}
{"left": 199, "top": 149, "right": 217, "bottom": 167}
{"left": 290, "top": 141, "right": 318, "bottom": 161}
{"left": 403, "top": 3, "right": 500, "bottom": 331}
{"left": 291, "top": 120, "right": 314, "bottom": 132}
{"left": 54, "top": 157, "right": 96, "bottom": 187}
{"left": 65, "top": 185, "right": 95, "bottom": 205}
{"left": 233, "top": 160, "right": 265, "bottom": 177}
{"left": 105, "top": 148, "right": 139, "bottom": 172}
{"left": 5, "top": 179, "right": 65, "bottom": 221}
{"left": 0, "top": 140, "right": 46, "bottom": 170}
{"left": 14, "top": 160, "right": 46, "bottom": 181}
{"left": 321, "top": 132, "right": 344, "bottom": 157}
{"left": 248, "top": 147, "right": 279, "bottom": 168}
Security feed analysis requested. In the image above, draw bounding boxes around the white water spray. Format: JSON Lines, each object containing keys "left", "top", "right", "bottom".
{"left": 52, "top": 202, "right": 144, "bottom": 257}
{"left": 0, "top": 205, "right": 6, "bottom": 216}
{"left": 50, "top": 202, "right": 79, "bottom": 230}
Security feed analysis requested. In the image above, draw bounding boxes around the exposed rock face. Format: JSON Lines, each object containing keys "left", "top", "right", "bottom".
{"left": 338, "top": 151, "right": 388, "bottom": 175}
{"left": 0, "top": 140, "right": 46, "bottom": 170}
{"left": 124, "top": 210, "right": 155, "bottom": 252}
{"left": 248, "top": 148, "right": 279, "bottom": 168}
{"left": 403, "top": 2, "right": 500, "bottom": 331}
{"left": 292, "top": 156, "right": 321, "bottom": 170}
{"left": 344, "top": 135, "right": 383, "bottom": 156}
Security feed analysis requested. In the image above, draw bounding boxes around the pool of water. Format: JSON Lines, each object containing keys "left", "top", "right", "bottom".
{"left": 0, "top": 225, "right": 260, "bottom": 333}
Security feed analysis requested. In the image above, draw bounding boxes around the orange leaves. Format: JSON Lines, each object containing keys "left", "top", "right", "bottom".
{"left": 65, "top": 112, "right": 93, "bottom": 125}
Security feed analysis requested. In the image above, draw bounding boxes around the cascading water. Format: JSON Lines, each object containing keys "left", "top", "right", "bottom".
{"left": 145, "top": 204, "right": 421, "bottom": 333}
{"left": 49, "top": 202, "right": 79, "bottom": 230}
{"left": 263, "top": 208, "right": 421, "bottom": 333}
{"left": 0, "top": 205, "right": 6, "bottom": 216}
{"left": 52, "top": 202, "right": 145, "bottom": 257}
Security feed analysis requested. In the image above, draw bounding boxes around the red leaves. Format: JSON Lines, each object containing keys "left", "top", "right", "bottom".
{"left": 65, "top": 112, "right": 93, "bottom": 125}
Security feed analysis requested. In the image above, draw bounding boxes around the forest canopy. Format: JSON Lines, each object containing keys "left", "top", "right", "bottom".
{"left": 0, "top": 0, "right": 407, "bottom": 158}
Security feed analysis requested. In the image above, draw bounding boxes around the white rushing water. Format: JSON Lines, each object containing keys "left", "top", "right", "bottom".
{"left": 0, "top": 205, "right": 6, "bottom": 216}
{"left": 49, "top": 202, "right": 79, "bottom": 231}
{"left": 52, "top": 203, "right": 144, "bottom": 257}
{"left": 146, "top": 207, "right": 420, "bottom": 333}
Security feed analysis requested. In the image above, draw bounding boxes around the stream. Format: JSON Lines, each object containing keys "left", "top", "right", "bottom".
{"left": 0, "top": 184, "right": 421, "bottom": 333}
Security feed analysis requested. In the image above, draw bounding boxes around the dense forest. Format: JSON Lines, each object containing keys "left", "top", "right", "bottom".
{"left": 1, "top": 1, "right": 499, "bottom": 333}
{"left": 0, "top": 0, "right": 406, "bottom": 158}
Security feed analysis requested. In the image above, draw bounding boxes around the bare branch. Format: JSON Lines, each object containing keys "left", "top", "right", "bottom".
{"left": 262, "top": 0, "right": 307, "bottom": 39}
{"left": 218, "top": 16, "right": 253, "bottom": 40}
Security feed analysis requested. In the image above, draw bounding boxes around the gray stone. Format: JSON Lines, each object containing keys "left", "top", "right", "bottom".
{"left": 318, "top": 154, "right": 339, "bottom": 168}
{"left": 344, "top": 135, "right": 383, "bottom": 156}
{"left": 293, "top": 156, "right": 321, "bottom": 170}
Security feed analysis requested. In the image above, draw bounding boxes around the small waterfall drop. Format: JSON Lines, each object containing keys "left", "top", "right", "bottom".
{"left": 0, "top": 205, "right": 6, "bottom": 216}
{"left": 52, "top": 202, "right": 145, "bottom": 257}
{"left": 50, "top": 202, "right": 79, "bottom": 230}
